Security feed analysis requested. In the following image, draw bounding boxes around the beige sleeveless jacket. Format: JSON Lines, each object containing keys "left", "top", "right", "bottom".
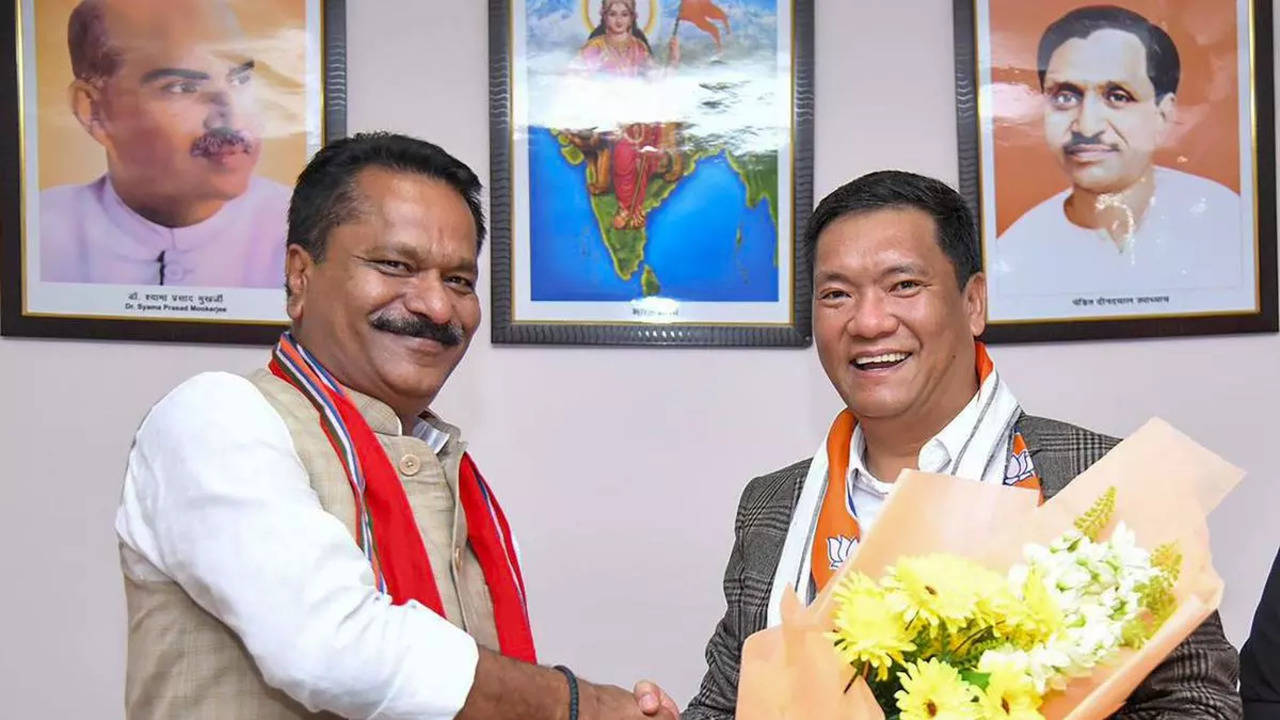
{"left": 122, "top": 369, "right": 498, "bottom": 719}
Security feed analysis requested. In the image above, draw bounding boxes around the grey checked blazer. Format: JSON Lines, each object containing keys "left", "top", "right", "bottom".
{"left": 685, "top": 415, "right": 1243, "bottom": 720}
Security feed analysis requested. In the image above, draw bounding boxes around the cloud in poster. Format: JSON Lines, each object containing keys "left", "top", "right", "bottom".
{"left": 518, "top": 0, "right": 789, "bottom": 156}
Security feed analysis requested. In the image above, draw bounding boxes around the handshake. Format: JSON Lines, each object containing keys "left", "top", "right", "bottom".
{"left": 459, "top": 648, "right": 681, "bottom": 720}
{"left": 587, "top": 678, "right": 681, "bottom": 720}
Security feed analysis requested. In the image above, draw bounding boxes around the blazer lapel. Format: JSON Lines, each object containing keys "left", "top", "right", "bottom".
{"left": 1014, "top": 414, "right": 1060, "bottom": 498}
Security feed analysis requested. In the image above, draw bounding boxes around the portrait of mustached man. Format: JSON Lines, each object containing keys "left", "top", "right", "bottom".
{"left": 40, "top": 0, "right": 291, "bottom": 288}
{"left": 993, "top": 5, "right": 1243, "bottom": 298}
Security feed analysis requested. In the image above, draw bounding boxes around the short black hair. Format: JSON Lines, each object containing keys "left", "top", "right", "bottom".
{"left": 68, "top": 0, "right": 122, "bottom": 84}
{"left": 1037, "top": 5, "right": 1180, "bottom": 100}
{"left": 287, "top": 132, "right": 486, "bottom": 263}
{"left": 805, "top": 170, "right": 980, "bottom": 288}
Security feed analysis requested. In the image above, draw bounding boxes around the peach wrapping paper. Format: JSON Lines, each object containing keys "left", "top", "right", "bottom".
{"left": 736, "top": 418, "right": 1243, "bottom": 720}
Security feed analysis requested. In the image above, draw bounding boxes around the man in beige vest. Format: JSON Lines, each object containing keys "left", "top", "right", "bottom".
{"left": 115, "top": 132, "right": 679, "bottom": 719}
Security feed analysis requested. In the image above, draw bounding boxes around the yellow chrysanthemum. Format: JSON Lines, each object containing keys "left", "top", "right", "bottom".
{"left": 977, "top": 659, "right": 1045, "bottom": 720}
{"left": 971, "top": 567, "right": 1019, "bottom": 627}
{"left": 827, "top": 572, "right": 917, "bottom": 680}
{"left": 1007, "top": 568, "right": 1063, "bottom": 645}
{"left": 884, "top": 554, "right": 985, "bottom": 634}
{"left": 894, "top": 658, "right": 981, "bottom": 720}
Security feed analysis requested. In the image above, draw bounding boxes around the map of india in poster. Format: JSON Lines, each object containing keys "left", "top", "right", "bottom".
{"left": 503, "top": 0, "right": 800, "bottom": 330}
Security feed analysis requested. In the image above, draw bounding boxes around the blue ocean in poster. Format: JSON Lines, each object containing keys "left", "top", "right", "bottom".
{"left": 528, "top": 128, "right": 778, "bottom": 301}
{"left": 523, "top": 0, "right": 782, "bottom": 303}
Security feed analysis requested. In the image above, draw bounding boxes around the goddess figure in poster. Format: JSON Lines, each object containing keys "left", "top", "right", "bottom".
{"left": 568, "top": 0, "right": 684, "bottom": 230}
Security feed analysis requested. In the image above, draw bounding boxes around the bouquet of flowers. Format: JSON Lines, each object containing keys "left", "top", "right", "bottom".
{"left": 827, "top": 488, "right": 1179, "bottom": 720}
{"left": 736, "top": 419, "right": 1242, "bottom": 720}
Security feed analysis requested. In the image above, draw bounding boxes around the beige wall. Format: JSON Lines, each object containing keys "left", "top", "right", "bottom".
{"left": 1, "top": 1, "right": 1277, "bottom": 715}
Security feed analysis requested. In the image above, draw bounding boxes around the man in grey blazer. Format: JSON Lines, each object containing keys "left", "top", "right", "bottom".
{"left": 684, "top": 171, "right": 1242, "bottom": 719}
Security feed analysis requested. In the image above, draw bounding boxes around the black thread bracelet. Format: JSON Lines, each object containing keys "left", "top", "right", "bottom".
{"left": 553, "top": 665, "right": 579, "bottom": 720}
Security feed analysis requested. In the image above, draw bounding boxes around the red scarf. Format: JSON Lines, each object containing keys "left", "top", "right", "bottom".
{"left": 269, "top": 333, "right": 536, "bottom": 663}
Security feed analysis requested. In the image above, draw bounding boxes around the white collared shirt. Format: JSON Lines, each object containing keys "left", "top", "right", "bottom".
{"left": 412, "top": 417, "right": 452, "bottom": 454}
{"left": 845, "top": 374, "right": 1006, "bottom": 535}
{"left": 115, "top": 372, "right": 479, "bottom": 719}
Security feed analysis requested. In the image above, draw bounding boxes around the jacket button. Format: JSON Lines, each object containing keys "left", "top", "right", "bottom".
{"left": 398, "top": 454, "right": 421, "bottom": 476}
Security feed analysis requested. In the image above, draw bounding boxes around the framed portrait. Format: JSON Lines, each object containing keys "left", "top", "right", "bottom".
{"left": 0, "top": 0, "right": 346, "bottom": 344}
{"left": 955, "top": 0, "right": 1278, "bottom": 343}
{"left": 488, "top": 0, "right": 814, "bottom": 346}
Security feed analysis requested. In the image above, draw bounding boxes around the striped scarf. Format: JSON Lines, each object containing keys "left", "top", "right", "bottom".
{"left": 769, "top": 342, "right": 1045, "bottom": 625}
{"left": 808, "top": 343, "right": 1043, "bottom": 593}
{"left": 269, "top": 332, "right": 536, "bottom": 662}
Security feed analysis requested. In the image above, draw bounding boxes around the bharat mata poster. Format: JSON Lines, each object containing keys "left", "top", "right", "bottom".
{"left": 499, "top": 0, "right": 803, "bottom": 337}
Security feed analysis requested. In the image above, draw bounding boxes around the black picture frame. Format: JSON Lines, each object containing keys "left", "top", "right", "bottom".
{"left": 954, "top": 0, "right": 1278, "bottom": 344}
{"left": 0, "top": 0, "right": 348, "bottom": 345}
{"left": 487, "top": 0, "right": 814, "bottom": 347}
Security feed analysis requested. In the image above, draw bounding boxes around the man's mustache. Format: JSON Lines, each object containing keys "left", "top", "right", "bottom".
{"left": 191, "top": 127, "right": 256, "bottom": 158}
{"left": 1063, "top": 131, "right": 1119, "bottom": 154}
{"left": 370, "top": 312, "right": 464, "bottom": 347}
